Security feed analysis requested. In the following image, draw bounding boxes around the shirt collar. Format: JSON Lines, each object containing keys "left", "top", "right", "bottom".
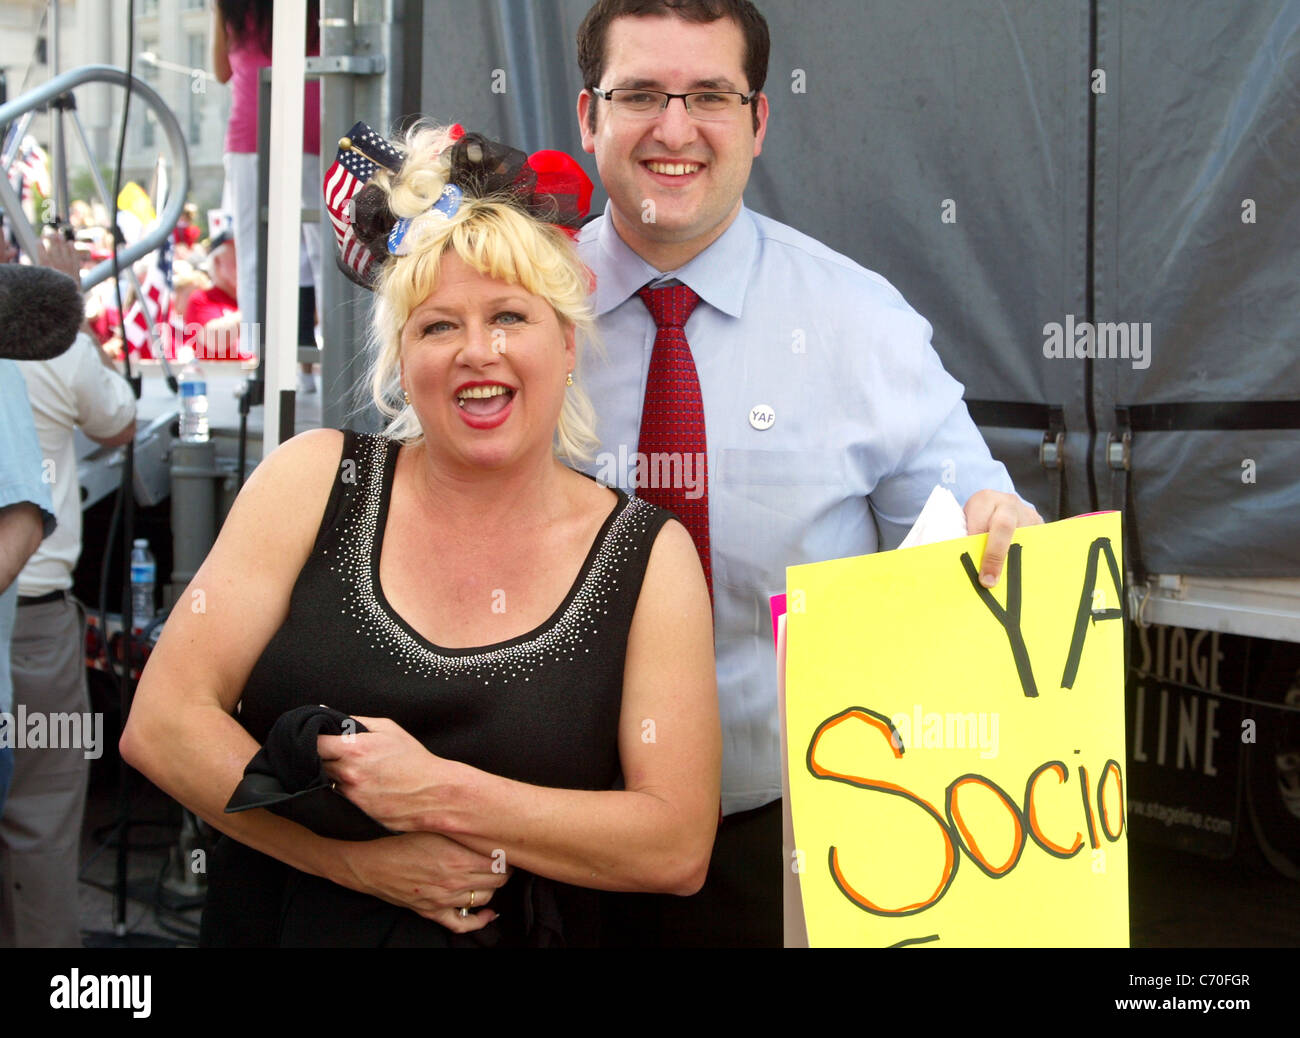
{"left": 587, "top": 201, "right": 757, "bottom": 319}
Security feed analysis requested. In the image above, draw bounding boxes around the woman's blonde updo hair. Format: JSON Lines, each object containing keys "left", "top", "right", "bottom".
{"left": 365, "top": 122, "right": 599, "bottom": 464}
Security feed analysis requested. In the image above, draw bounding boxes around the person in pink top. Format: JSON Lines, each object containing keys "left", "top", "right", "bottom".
{"left": 212, "top": 1, "right": 322, "bottom": 369}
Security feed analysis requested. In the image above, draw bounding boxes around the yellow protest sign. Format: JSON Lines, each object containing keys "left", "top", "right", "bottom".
{"left": 785, "top": 512, "right": 1128, "bottom": 947}
{"left": 116, "top": 182, "right": 156, "bottom": 227}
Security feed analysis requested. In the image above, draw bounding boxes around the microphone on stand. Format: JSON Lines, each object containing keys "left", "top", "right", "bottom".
{"left": 0, "top": 263, "right": 85, "bottom": 361}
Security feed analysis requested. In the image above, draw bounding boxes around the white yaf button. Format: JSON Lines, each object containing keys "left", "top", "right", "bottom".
{"left": 749, "top": 404, "right": 775, "bottom": 431}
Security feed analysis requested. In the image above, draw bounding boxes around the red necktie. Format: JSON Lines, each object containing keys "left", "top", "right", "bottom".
{"left": 636, "top": 284, "right": 711, "bottom": 600}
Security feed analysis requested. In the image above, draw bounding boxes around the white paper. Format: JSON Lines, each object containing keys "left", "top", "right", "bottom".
{"left": 897, "top": 484, "right": 968, "bottom": 550}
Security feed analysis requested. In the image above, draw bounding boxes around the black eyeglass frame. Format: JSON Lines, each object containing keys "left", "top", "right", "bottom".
{"left": 590, "top": 86, "right": 759, "bottom": 115}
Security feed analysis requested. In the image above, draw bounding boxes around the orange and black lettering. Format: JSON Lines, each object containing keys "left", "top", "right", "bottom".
{"left": 1023, "top": 761, "right": 1084, "bottom": 858}
{"left": 1077, "top": 765, "right": 1100, "bottom": 849}
{"left": 808, "top": 707, "right": 959, "bottom": 917}
{"left": 1097, "top": 759, "right": 1125, "bottom": 842}
{"left": 945, "top": 774, "right": 1026, "bottom": 878}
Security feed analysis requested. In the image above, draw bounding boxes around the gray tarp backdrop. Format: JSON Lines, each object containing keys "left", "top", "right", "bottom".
{"left": 393, "top": 0, "right": 1300, "bottom": 577}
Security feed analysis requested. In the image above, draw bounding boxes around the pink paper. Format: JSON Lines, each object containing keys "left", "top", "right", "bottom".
{"left": 770, "top": 593, "right": 787, "bottom": 646}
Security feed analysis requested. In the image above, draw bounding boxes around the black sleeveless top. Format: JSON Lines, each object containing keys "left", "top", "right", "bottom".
{"left": 201, "top": 430, "right": 672, "bottom": 947}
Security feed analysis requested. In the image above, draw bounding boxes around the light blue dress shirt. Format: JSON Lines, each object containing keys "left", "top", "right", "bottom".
{"left": 1, "top": 360, "right": 56, "bottom": 719}
{"left": 576, "top": 204, "right": 1017, "bottom": 815}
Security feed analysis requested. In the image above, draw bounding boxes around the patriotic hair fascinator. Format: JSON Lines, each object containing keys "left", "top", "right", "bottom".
{"left": 323, "top": 122, "right": 407, "bottom": 287}
{"left": 436, "top": 133, "right": 594, "bottom": 236}
{"left": 387, "top": 184, "right": 462, "bottom": 256}
{"left": 323, "top": 121, "right": 594, "bottom": 291}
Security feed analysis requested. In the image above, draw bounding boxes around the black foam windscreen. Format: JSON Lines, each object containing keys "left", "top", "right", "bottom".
{"left": 0, "top": 263, "right": 85, "bottom": 361}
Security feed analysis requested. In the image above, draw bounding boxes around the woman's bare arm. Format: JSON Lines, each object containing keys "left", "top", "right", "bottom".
{"left": 322, "top": 519, "right": 722, "bottom": 895}
{"left": 120, "top": 429, "right": 506, "bottom": 930}
{"left": 211, "top": 5, "right": 232, "bottom": 84}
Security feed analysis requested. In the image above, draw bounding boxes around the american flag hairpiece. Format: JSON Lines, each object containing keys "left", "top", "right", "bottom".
{"left": 323, "top": 121, "right": 408, "bottom": 288}
{"left": 323, "top": 120, "right": 593, "bottom": 292}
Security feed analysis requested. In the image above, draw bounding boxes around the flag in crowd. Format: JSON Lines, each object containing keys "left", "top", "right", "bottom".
{"left": 123, "top": 237, "right": 174, "bottom": 359}
{"left": 6, "top": 134, "right": 52, "bottom": 224}
{"left": 122, "top": 161, "right": 179, "bottom": 359}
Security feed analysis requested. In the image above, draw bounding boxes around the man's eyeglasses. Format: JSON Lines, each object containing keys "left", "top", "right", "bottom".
{"left": 591, "top": 87, "right": 758, "bottom": 121}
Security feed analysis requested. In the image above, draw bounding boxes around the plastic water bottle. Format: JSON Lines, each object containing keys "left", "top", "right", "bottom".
{"left": 179, "top": 360, "right": 209, "bottom": 442}
{"left": 130, "top": 539, "right": 156, "bottom": 629}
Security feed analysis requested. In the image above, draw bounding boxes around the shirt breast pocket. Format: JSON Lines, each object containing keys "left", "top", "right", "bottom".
{"left": 712, "top": 448, "right": 849, "bottom": 594}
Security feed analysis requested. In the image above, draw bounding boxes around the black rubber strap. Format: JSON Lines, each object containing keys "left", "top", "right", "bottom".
{"left": 1115, "top": 400, "right": 1299, "bottom": 586}
{"left": 965, "top": 400, "right": 1057, "bottom": 430}
{"left": 965, "top": 401, "right": 1067, "bottom": 521}
{"left": 1123, "top": 401, "right": 1300, "bottom": 432}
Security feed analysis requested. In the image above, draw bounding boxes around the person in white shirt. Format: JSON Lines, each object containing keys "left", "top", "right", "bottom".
{"left": 1, "top": 234, "right": 136, "bottom": 947}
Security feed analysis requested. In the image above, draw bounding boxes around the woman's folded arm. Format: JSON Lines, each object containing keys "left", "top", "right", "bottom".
{"left": 120, "top": 429, "right": 505, "bottom": 929}
{"left": 322, "top": 518, "right": 722, "bottom": 895}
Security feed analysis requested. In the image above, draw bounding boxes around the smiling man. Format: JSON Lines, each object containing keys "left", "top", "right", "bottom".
{"left": 574, "top": 0, "right": 1041, "bottom": 947}
{"left": 578, "top": 9, "right": 764, "bottom": 271}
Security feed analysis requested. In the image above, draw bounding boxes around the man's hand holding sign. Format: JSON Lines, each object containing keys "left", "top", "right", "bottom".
{"left": 964, "top": 490, "right": 1045, "bottom": 588}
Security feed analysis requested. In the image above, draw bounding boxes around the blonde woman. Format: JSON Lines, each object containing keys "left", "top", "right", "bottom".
{"left": 121, "top": 125, "right": 719, "bottom": 947}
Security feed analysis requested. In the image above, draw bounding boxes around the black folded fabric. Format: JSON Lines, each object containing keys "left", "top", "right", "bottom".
{"left": 225, "top": 705, "right": 394, "bottom": 841}
{"left": 219, "top": 706, "right": 576, "bottom": 945}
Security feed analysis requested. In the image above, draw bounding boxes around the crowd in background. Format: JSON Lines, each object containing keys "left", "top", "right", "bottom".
{"left": 55, "top": 197, "right": 252, "bottom": 364}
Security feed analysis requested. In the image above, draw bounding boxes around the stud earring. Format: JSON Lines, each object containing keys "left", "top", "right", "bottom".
{"left": 566, "top": 373, "right": 574, "bottom": 387}
{"left": 403, "top": 390, "right": 411, "bottom": 405}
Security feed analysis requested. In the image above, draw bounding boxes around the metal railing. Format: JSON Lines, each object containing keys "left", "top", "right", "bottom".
{"left": 0, "top": 63, "right": 190, "bottom": 292}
